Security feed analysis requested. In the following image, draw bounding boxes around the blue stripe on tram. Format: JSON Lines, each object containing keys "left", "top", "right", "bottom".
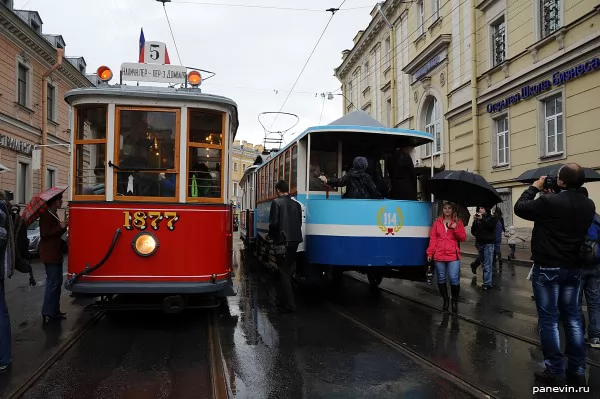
{"left": 306, "top": 236, "right": 429, "bottom": 267}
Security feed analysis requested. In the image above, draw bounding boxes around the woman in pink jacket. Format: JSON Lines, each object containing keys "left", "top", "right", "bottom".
{"left": 426, "top": 202, "right": 467, "bottom": 313}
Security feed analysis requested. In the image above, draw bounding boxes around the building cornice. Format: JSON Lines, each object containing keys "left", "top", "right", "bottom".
{"left": 402, "top": 34, "right": 452, "bottom": 75}
{"left": 475, "top": 0, "right": 499, "bottom": 12}
{"left": 0, "top": 7, "right": 92, "bottom": 88}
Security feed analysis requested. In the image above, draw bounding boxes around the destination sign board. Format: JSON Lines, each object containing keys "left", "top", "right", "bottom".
{"left": 120, "top": 62, "right": 187, "bottom": 84}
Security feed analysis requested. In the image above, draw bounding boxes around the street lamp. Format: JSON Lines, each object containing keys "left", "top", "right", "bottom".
{"left": 322, "top": 92, "right": 357, "bottom": 111}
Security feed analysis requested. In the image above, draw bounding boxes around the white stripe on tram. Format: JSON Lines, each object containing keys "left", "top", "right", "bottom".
{"left": 305, "top": 224, "right": 431, "bottom": 238}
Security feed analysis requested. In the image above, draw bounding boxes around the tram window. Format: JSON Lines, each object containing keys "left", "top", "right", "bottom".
{"left": 75, "top": 143, "right": 106, "bottom": 196}
{"left": 188, "top": 148, "right": 221, "bottom": 198}
{"left": 291, "top": 145, "right": 297, "bottom": 192}
{"left": 279, "top": 155, "right": 285, "bottom": 182}
{"left": 74, "top": 105, "right": 107, "bottom": 197}
{"left": 273, "top": 158, "right": 279, "bottom": 192}
{"left": 189, "top": 111, "right": 222, "bottom": 145}
{"left": 115, "top": 109, "right": 178, "bottom": 199}
{"left": 284, "top": 150, "right": 290, "bottom": 183}
{"left": 309, "top": 150, "right": 337, "bottom": 191}
{"left": 187, "top": 109, "right": 224, "bottom": 201}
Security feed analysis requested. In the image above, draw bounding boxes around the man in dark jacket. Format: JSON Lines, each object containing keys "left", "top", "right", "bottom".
{"left": 471, "top": 206, "right": 497, "bottom": 290}
{"left": 268, "top": 180, "right": 303, "bottom": 313}
{"left": 514, "top": 163, "right": 595, "bottom": 387}
{"left": 319, "top": 157, "right": 382, "bottom": 199}
{"left": 388, "top": 147, "right": 417, "bottom": 200}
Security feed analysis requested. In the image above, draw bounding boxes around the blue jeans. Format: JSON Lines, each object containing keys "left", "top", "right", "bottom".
{"left": 42, "top": 263, "right": 63, "bottom": 316}
{"left": 531, "top": 264, "right": 585, "bottom": 376}
{"left": 580, "top": 265, "right": 600, "bottom": 340}
{"left": 0, "top": 280, "right": 11, "bottom": 367}
{"left": 435, "top": 261, "right": 461, "bottom": 285}
{"left": 478, "top": 244, "right": 494, "bottom": 286}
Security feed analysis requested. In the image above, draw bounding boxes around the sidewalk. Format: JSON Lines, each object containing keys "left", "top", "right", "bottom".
{"left": 460, "top": 242, "right": 533, "bottom": 267}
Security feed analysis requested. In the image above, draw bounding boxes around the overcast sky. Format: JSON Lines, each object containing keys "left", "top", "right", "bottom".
{"left": 16, "top": 0, "right": 374, "bottom": 147}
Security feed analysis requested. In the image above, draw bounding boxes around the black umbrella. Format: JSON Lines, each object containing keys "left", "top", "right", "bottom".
{"left": 515, "top": 163, "right": 600, "bottom": 183}
{"left": 428, "top": 170, "right": 502, "bottom": 208}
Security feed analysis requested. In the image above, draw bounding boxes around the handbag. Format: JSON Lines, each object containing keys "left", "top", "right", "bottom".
{"left": 274, "top": 244, "right": 287, "bottom": 256}
{"left": 579, "top": 220, "right": 600, "bottom": 267}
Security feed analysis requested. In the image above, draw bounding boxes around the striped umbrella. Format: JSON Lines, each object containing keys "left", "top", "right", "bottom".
{"left": 21, "top": 186, "right": 67, "bottom": 227}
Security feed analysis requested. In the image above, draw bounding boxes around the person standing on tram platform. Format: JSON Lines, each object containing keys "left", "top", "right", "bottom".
{"left": 40, "top": 194, "right": 68, "bottom": 323}
{"left": 387, "top": 146, "right": 417, "bottom": 201}
{"left": 268, "top": 180, "right": 303, "bottom": 313}
{"left": 426, "top": 202, "right": 466, "bottom": 313}
{"left": 0, "top": 191, "right": 14, "bottom": 373}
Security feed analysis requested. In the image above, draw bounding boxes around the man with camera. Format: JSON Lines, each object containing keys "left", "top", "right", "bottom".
{"left": 514, "top": 163, "right": 595, "bottom": 386}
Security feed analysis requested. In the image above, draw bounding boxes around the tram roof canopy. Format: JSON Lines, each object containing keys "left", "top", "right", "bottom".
{"left": 64, "top": 85, "right": 239, "bottom": 138}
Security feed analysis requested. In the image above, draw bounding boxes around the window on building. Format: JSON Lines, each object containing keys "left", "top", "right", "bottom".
{"left": 233, "top": 182, "right": 238, "bottom": 197}
{"left": 47, "top": 83, "right": 56, "bottom": 121}
{"left": 386, "top": 98, "right": 392, "bottom": 127}
{"left": 424, "top": 98, "right": 441, "bottom": 156}
{"left": 542, "top": 94, "right": 564, "bottom": 156}
{"left": 17, "top": 160, "right": 31, "bottom": 204}
{"left": 74, "top": 105, "right": 107, "bottom": 197}
{"left": 242, "top": 164, "right": 246, "bottom": 171}
{"left": 541, "top": 0, "right": 561, "bottom": 38}
{"left": 234, "top": 162, "right": 238, "bottom": 171}
{"left": 417, "top": 1, "right": 425, "bottom": 35}
{"left": 432, "top": 0, "right": 440, "bottom": 20}
{"left": 494, "top": 115, "right": 509, "bottom": 166}
{"left": 30, "top": 20, "right": 40, "bottom": 33}
{"left": 347, "top": 81, "right": 353, "bottom": 108}
{"left": 188, "top": 109, "right": 224, "bottom": 201}
{"left": 491, "top": 16, "right": 506, "bottom": 67}
{"left": 46, "top": 168, "right": 56, "bottom": 189}
{"left": 363, "top": 61, "right": 369, "bottom": 87}
{"left": 17, "top": 63, "right": 28, "bottom": 107}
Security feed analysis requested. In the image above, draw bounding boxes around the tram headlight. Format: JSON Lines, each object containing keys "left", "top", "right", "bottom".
{"left": 97, "top": 66, "right": 113, "bottom": 82}
{"left": 132, "top": 232, "right": 159, "bottom": 257}
{"left": 187, "top": 70, "right": 202, "bottom": 87}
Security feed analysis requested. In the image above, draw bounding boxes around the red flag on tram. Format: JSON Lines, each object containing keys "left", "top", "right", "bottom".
{"left": 139, "top": 28, "right": 145, "bottom": 63}
{"left": 164, "top": 47, "right": 171, "bottom": 64}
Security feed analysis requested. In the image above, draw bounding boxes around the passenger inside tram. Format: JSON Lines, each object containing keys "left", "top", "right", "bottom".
{"left": 387, "top": 146, "right": 418, "bottom": 201}
{"left": 319, "top": 156, "right": 382, "bottom": 199}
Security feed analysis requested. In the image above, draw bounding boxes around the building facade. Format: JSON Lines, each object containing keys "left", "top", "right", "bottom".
{"left": 231, "top": 140, "right": 263, "bottom": 215}
{"left": 0, "top": 0, "right": 93, "bottom": 207}
{"left": 335, "top": 0, "right": 600, "bottom": 237}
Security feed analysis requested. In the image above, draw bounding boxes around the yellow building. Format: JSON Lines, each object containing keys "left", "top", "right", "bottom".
{"left": 335, "top": 0, "right": 600, "bottom": 236}
{"left": 231, "top": 140, "right": 263, "bottom": 215}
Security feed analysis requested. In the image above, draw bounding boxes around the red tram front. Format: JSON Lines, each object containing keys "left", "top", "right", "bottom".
{"left": 63, "top": 66, "right": 238, "bottom": 307}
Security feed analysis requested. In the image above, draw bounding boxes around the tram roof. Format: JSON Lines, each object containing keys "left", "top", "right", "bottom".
{"left": 64, "top": 85, "right": 239, "bottom": 137}
{"left": 256, "top": 110, "right": 433, "bottom": 169}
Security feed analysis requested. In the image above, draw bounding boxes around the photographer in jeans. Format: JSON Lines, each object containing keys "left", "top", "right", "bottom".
{"left": 471, "top": 207, "right": 496, "bottom": 290}
{"left": 514, "top": 163, "right": 595, "bottom": 386}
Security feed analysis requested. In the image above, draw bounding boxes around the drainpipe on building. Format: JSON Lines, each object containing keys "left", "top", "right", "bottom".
{"left": 470, "top": 0, "right": 479, "bottom": 173}
{"left": 41, "top": 48, "right": 64, "bottom": 190}
{"left": 377, "top": 3, "right": 396, "bottom": 127}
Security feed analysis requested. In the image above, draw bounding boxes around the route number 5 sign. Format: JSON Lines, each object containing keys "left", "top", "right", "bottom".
{"left": 144, "top": 41, "right": 168, "bottom": 65}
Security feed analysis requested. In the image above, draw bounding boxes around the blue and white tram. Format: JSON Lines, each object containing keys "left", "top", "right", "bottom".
{"left": 238, "top": 110, "right": 435, "bottom": 286}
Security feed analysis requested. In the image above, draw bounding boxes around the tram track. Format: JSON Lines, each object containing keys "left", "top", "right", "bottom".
{"left": 328, "top": 304, "right": 497, "bottom": 399}
{"left": 348, "top": 273, "right": 600, "bottom": 368}
{"left": 7, "top": 307, "right": 229, "bottom": 399}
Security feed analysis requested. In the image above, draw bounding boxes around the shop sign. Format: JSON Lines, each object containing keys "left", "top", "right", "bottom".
{"left": 0, "top": 134, "right": 33, "bottom": 155}
{"left": 487, "top": 57, "right": 600, "bottom": 113}
{"left": 413, "top": 50, "right": 447, "bottom": 81}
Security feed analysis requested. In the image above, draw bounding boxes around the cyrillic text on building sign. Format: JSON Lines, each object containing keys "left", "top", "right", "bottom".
{"left": 120, "top": 62, "right": 187, "bottom": 84}
{"left": 487, "top": 57, "right": 600, "bottom": 113}
{"left": 413, "top": 50, "right": 447, "bottom": 81}
{"left": 0, "top": 134, "right": 33, "bottom": 154}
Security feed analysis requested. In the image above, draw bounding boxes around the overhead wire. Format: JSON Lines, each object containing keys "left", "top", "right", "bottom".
{"left": 172, "top": 0, "right": 371, "bottom": 13}
{"left": 268, "top": 0, "right": 348, "bottom": 132}
{"left": 161, "top": 2, "right": 184, "bottom": 65}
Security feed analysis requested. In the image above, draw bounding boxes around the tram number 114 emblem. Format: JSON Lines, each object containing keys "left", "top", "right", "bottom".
{"left": 123, "top": 211, "right": 179, "bottom": 231}
{"left": 376, "top": 207, "right": 404, "bottom": 236}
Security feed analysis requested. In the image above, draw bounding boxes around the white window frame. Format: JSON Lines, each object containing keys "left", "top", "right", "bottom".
{"left": 489, "top": 14, "right": 506, "bottom": 69}
{"left": 234, "top": 162, "right": 238, "bottom": 172}
{"left": 47, "top": 80, "right": 58, "bottom": 122}
{"left": 46, "top": 166, "right": 58, "bottom": 189}
{"left": 492, "top": 113, "right": 510, "bottom": 168}
{"left": 538, "top": 89, "right": 565, "bottom": 159}
{"left": 233, "top": 181, "right": 238, "bottom": 197}
{"left": 363, "top": 60, "right": 370, "bottom": 88}
{"left": 432, "top": 0, "right": 440, "bottom": 21}
{"left": 417, "top": 1, "right": 425, "bottom": 36}
{"left": 534, "top": 0, "right": 563, "bottom": 41}
{"left": 424, "top": 98, "right": 442, "bottom": 157}
{"left": 15, "top": 56, "right": 33, "bottom": 109}
{"left": 16, "top": 157, "right": 33, "bottom": 205}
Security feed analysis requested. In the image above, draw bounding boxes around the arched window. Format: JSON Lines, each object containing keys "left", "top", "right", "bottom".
{"left": 424, "top": 98, "right": 441, "bottom": 156}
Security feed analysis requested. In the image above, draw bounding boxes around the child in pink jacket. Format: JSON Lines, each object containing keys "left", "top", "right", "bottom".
{"left": 426, "top": 202, "right": 467, "bottom": 313}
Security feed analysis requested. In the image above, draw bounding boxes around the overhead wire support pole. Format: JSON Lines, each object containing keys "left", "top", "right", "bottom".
{"left": 269, "top": 2, "right": 346, "bottom": 131}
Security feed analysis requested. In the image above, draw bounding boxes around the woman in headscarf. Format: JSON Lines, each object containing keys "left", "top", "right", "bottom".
{"left": 319, "top": 156, "right": 382, "bottom": 199}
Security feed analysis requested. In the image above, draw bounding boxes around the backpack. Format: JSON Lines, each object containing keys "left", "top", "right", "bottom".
{"left": 580, "top": 215, "right": 600, "bottom": 267}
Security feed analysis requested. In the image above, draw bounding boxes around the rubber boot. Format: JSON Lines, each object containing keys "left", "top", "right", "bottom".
{"left": 438, "top": 283, "right": 449, "bottom": 311}
{"left": 450, "top": 285, "right": 460, "bottom": 313}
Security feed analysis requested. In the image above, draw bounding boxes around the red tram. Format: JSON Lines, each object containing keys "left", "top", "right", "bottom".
{"left": 63, "top": 64, "right": 237, "bottom": 311}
